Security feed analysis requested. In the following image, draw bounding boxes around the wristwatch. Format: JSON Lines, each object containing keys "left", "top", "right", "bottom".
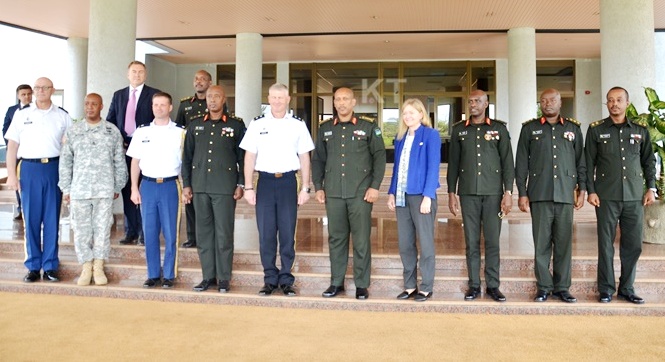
{"left": 302, "top": 187, "right": 311, "bottom": 193}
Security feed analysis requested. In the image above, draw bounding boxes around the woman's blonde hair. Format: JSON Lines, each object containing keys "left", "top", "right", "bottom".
{"left": 396, "top": 98, "right": 432, "bottom": 140}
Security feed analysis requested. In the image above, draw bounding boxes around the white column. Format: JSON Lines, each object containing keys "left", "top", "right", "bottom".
{"left": 655, "top": 32, "right": 665, "bottom": 96}
{"left": 507, "top": 27, "right": 537, "bottom": 153}
{"left": 574, "top": 59, "right": 602, "bottom": 135}
{"left": 66, "top": 37, "right": 88, "bottom": 120}
{"left": 276, "top": 62, "right": 289, "bottom": 87}
{"left": 601, "top": 0, "right": 654, "bottom": 114}
{"left": 235, "top": 33, "right": 263, "bottom": 123}
{"left": 494, "top": 59, "right": 509, "bottom": 123}
{"left": 87, "top": 0, "right": 137, "bottom": 108}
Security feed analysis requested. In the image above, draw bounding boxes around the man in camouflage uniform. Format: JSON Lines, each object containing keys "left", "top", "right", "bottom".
{"left": 312, "top": 87, "right": 386, "bottom": 300}
{"left": 515, "top": 88, "right": 586, "bottom": 303}
{"left": 176, "top": 70, "right": 212, "bottom": 248}
{"left": 59, "top": 93, "right": 127, "bottom": 286}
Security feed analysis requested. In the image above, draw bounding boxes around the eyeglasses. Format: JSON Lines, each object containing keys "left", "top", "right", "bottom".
{"left": 34, "top": 86, "right": 53, "bottom": 91}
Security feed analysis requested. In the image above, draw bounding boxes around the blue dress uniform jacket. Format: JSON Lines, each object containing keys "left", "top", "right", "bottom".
{"left": 447, "top": 118, "right": 514, "bottom": 195}
{"left": 388, "top": 126, "right": 441, "bottom": 199}
{"left": 515, "top": 117, "right": 587, "bottom": 203}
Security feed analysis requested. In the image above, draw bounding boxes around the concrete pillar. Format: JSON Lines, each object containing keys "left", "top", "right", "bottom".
{"left": 655, "top": 32, "right": 665, "bottom": 96}
{"left": 507, "top": 27, "right": 537, "bottom": 153}
{"left": 600, "top": 0, "right": 654, "bottom": 114}
{"left": 494, "top": 59, "right": 509, "bottom": 123}
{"left": 276, "top": 62, "right": 289, "bottom": 87}
{"left": 66, "top": 37, "right": 88, "bottom": 120}
{"left": 235, "top": 33, "right": 263, "bottom": 123}
{"left": 87, "top": 0, "right": 137, "bottom": 109}
{"left": 574, "top": 59, "right": 602, "bottom": 135}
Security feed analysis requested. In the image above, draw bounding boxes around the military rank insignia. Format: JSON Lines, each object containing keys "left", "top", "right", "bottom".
{"left": 563, "top": 131, "right": 575, "bottom": 141}
{"left": 484, "top": 130, "right": 499, "bottom": 141}
{"left": 222, "top": 127, "right": 234, "bottom": 137}
{"left": 630, "top": 134, "right": 642, "bottom": 144}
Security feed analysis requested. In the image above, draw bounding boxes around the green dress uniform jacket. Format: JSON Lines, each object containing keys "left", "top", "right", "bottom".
{"left": 447, "top": 118, "right": 514, "bottom": 196}
{"left": 182, "top": 113, "right": 246, "bottom": 194}
{"left": 515, "top": 117, "right": 587, "bottom": 202}
{"left": 312, "top": 115, "right": 386, "bottom": 198}
{"left": 176, "top": 95, "right": 207, "bottom": 128}
{"left": 585, "top": 117, "right": 656, "bottom": 200}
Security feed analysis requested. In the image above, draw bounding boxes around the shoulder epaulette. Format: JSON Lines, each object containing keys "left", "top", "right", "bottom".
{"left": 58, "top": 106, "right": 68, "bottom": 114}
{"left": 522, "top": 118, "right": 537, "bottom": 125}
{"left": 253, "top": 114, "right": 266, "bottom": 121}
{"left": 175, "top": 123, "right": 186, "bottom": 129}
{"left": 632, "top": 119, "right": 648, "bottom": 128}
{"left": 590, "top": 119, "right": 605, "bottom": 128}
{"left": 565, "top": 117, "right": 581, "bottom": 126}
{"left": 452, "top": 120, "right": 466, "bottom": 127}
{"left": 319, "top": 117, "right": 333, "bottom": 125}
{"left": 358, "top": 115, "right": 375, "bottom": 123}
{"left": 493, "top": 119, "right": 506, "bottom": 125}
{"left": 229, "top": 113, "right": 243, "bottom": 122}
{"left": 180, "top": 96, "right": 190, "bottom": 103}
{"left": 292, "top": 114, "right": 303, "bottom": 121}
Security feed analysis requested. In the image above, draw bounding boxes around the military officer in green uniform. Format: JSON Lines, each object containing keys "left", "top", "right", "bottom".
{"left": 176, "top": 70, "right": 212, "bottom": 248}
{"left": 515, "top": 88, "right": 586, "bottom": 303}
{"left": 312, "top": 87, "right": 386, "bottom": 300}
{"left": 447, "top": 89, "right": 514, "bottom": 302}
{"left": 182, "top": 85, "right": 245, "bottom": 293}
{"left": 585, "top": 86, "right": 656, "bottom": 304}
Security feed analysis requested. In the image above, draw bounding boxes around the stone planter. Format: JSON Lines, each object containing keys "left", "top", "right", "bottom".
{"left": 643, "top": 201, "right": 665, "bottom": 244}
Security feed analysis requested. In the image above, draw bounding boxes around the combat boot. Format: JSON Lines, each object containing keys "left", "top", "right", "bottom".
{"left": 93, "top": 259, "right": 108, "bottom": 285}
{"left": 77, "top": 261, "right": 93, "bottom": 286}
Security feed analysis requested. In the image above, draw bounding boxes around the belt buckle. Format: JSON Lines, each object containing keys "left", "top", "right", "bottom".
{"left": 275, "top": 172, "right": 283, "bottom": 178}
{"left": 40, "top": 158, "right": 49, "bottom": 164}
{"left": 156, "top": 178, "right": 164, "bottom": 184}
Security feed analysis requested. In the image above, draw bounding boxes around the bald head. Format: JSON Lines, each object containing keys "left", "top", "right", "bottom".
{"left": 468, "top": 90, "right": 489, "bottom": 121}
{"left": 33, "top": 77, "right": 55, "bottom": 108}
{"left": 334, "top": 87, "right": 356, "bottom": 120}
{"left": 539, "top": 88, "right": 562, "bottom": 118}
{"left": 84, "top": 93, "right": 104, "bottom": 123}
{"left": 206, "top": 85, "right": 226, "bottom": 114}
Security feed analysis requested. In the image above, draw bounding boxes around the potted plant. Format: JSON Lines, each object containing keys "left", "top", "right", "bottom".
{"left": 626, "top": 87, "right": 665, "bottom": 244}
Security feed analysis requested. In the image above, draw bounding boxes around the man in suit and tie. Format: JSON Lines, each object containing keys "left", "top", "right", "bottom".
{"left": 107, "top": 60, "right": 160, "bottom": 245}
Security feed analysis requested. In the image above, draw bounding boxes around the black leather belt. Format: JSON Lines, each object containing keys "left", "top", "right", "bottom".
{"left": 23, "top": 157, "right": 59, "bottom": 164}
{"left": 142, "top": 176, "right": 178, "bottom": 183}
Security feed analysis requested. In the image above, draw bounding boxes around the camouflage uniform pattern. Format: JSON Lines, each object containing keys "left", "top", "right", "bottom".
{"left": 58, "top": 120, "right": 127, "bottom": 264}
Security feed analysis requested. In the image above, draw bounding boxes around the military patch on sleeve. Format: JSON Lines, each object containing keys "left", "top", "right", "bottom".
{"left": 374, "top": 128, "right": 382, "bottom": 137}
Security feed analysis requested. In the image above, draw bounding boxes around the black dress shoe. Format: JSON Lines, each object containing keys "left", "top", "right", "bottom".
{"left": 143, "top": 278, "right": 161, "bottom": 288}
{"left": 414, "top": 291, "right": 432, "bottom": 302}
{"left": 162, "top": 279, "right": 174, "bottom": 289}
{"left": 193, "top": 279, "right": 216, "bottom": 292}
{"left": 486, "top": 287, "right": 506, "bottom": 302}
{"left": 322, "top": 285, "right": 345, "bottom": 298}
{"left": 137, "top": 235, "right": 145, "bottom": 246}
{"left": 182, "top": 240, "right": 197, "bottom": 248}
{"left": 259, "top": 284, "right": 277, "bottom": 296}
{"left": 599, "top": 292, "right": 613, "bottom": 303}
{"left": 23, "top": 270, "right": 40, "bottom": 283}
{"left": 396, "top": 289, "right": 418, "bottom": 299}
{"left": 534, "top": 290, "right": 549, "bottom": 302}
{"left": 618, "top": 293, "right": 645, "bottom": 304}
{"left": 355, "top": 287, "right": 369, "bottom": 300}
{"left": 281, "top": 284, "right": 297, "bottom": 296}
{"left": 553, "top": 290, "right": 577, "bottom": 303}
{"left": 43, "top": 270, "right": 60, "bottom": 282}
{"left": 218, "top": 280, "right": 230, "bottom": 293}
{"left": 119, "top": 236, "right": 137, "bottom": 245}
{"left": 464, "top": 287, "right": 481, "bottom": 301}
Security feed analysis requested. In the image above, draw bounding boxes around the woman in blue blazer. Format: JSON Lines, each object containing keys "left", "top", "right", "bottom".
{"left": 387, "top": 98, "right": 441, "bottom": 302}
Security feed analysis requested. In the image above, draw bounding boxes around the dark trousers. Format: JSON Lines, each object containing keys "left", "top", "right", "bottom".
{"left": 596, "top": 200, "right": 643, "bottom": 295}
{"left": 140, "top": 178, "right": 180, "bottom": 280}
{"left": 186, "top": 202, "right": 196, "bottom": 242}
{"left": 396, "top": 194, "right": 437, "bottom": 293}
{"left": 530, "top": 201, "right": 573, "bottom": 293}
{"left": 194, "top": 193, "right": 235, "bottom": 281}
{"left": 325, "top": 195, "right": 373, "bottom": 288}
{"left": 20, "top": 160, "right": 62, "bottom": 271}
{"left": 122, "top": 154, "right": 142, "bottom": 238}
{"left": 256, "top": 171, "right": 298, "bottom": 286}
{"left": 459, "top": 194, "right": 502, "bottom": 289}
